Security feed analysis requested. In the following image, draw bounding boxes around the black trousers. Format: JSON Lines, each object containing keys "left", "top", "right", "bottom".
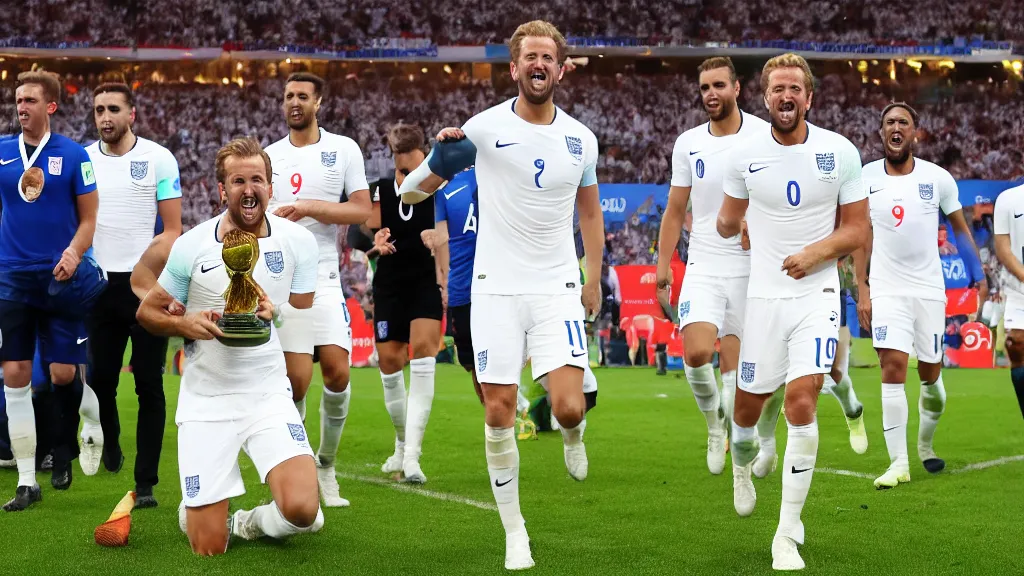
{"left": 87, "top": 272, "right": 168, "bottom": 490}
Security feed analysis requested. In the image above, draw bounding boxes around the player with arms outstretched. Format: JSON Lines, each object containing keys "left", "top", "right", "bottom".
{"left": 265, "top": 72, "right": 371, "bottom": 507}
{"left": 137, "top": 139, "right": 323, "bottom": 555}
{"left": 993, "top": 183, "right": 1024, "bottom": 419}
{"left": 397, "top": 21, "right": 604, "bottom": 570}
{"left": 717, "top": 54, "right": 869, "bottom": 570}
{"left": 656, "top": 56, "right": 766, "bottom": 474}
{"left": 855, "top": 103, "right": 983, "bottom": 488}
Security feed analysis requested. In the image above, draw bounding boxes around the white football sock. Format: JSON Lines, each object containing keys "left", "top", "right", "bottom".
{"left": 828, "top": 373, "right": 862, "bottom": 418}
{"left": 560, "top": 419, "right": 584, "bottom": 446}
{"left": 79, "top": 378, "right": 101, "bottom": 425}
{"left": 405, "top": 358, "right": 435, "bottom": 462}
{"left": 485, "top": 425, "right": 526, "bottom": 536}
{"left": 251, "top": 501, "right": 324, "bottom": 539}
{"left": 4, "top": 385, "right": 37, "bottom": 487}
{"left": 294, "top": 397, "right": 307, "bottom": 423}
{"left": 881, "top": 383, "right": 909, "bottom": 468}
{"left": 918, "top": 375, "right": 946, "bottom": 455}
{"left": 516, "top": 385, "right": 530, "bottom": 414}
{"left": 731, "top": 421, "right": 758, "bottom": 467}
{"left": 720, "top": 370, "right": 737, "bottom": 428}
{"left": 380, "top": 369, "right": 407, "bottom": 443}
{"left": 317, "top": 386, "right": 350, "bottom": 467}
{"left": 777, "top": 419, "right": 819, "bottom": 545}
{"left": 757, "top": 388, "right": 785, "bottom": 455}
{"left": 583, "top": 364, "right": 598, "bottom": 393}
{"left": 684, "top": 363, "right": 720, "bottom": 431}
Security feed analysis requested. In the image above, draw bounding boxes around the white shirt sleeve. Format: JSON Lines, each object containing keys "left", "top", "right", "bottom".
{"left": 157, "top": 235, "right": 194, "bottom": 304}
{"left": 937, "top": 167, "right": 963, "bottom": 215}
{"left": 580, "top": 131, "right": 599, "bottom": 187}
{"left": 838, "top": 140, "right": 866, "bottom": 205}
{"left": 290, "top": 226, "right": 320, "bottom": 294}
{"left": 994, "top": 192, "right": 1011, "bottom": 235}
{"left": 722, "top": 150, "right": 748, "bottom": 200}
{"left": 670, "top": 133, "right": 692, "bottom": 188}
{"left": 343, "top": 139, "right": 370, "bottom": 199}
{"left": 461, "top": 112, "right": 486, "bottom": 146}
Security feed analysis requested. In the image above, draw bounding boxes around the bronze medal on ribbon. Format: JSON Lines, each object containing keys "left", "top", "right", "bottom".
{"left": 18, "top": 167, "right": 44, "bottom": 202}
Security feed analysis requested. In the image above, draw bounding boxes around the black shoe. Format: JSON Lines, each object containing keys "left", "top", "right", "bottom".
{"left": 134, "top": 485, "right": 158, "bottom": 509}
{"left": 39, "top": 453, "right": 54, "bottom": 471}
{"left": 923, "top": 458, "right": 946, "bottom": 474}
{"left": 51, "top": 460, "right": 72, "bottom": 490}
{"left": 103, "top": 448, "right": 125, "bottom": 473}
{"left": 2, "top": 485, "right": 42, "bottom": 512}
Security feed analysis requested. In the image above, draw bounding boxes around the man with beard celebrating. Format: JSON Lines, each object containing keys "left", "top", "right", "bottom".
{"left": 397, "top": 20, "right": 605, "bottom": 571}
{"left": 655, "top": 57, "right": 767, "bottom": 475}
{"left": 854, "top": 103, "right": 982, "bottom": 488}
{"left": 717, "top": 53, "right": 869, "bottom": 570}
{"left": 0, "top": 71, "right": 102, "bottom": 511}
{"left": 265, "top": 72, "right": 371, "bottom": 507}
{"left": 84, "top": 83, "right": 182, "bottom": 506}
{"left": 137, "top": 138, "right": 323, "bottom": 555}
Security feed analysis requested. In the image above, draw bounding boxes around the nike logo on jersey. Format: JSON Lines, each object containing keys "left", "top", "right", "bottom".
{"left": 883, "top": 425, "right": 900, "bottom": 432}
{"left": 1015, "top": 213, "right": 1024, "bottom": 219}
{"left": 0, "top": 158, "right": 17, "bottom": 165}
{"left": 748, "top": 163, "right": 769, "bottom": 173}
{"left": 869, "top": 186, "right": 884, "bottom": 194}
{"left": 77, "top": 337, "right": 88, "bottom": 345}
{"left": 201, "top": 263, "right": 223, "bottom": 273}
{"left": 444, "top": 185, "right": 469, "bottom": 200}
{"left": 495, "top": 477, "right": 513, "bottom": 487}
{"left": 571, "top": 351, "right": 586, "bottom": 358}
{"left": 689, "top": 150, "right": 700, "bottom": 156}
{"left": 791, "top": 466, "right": 812, "bottom": 474}
{"left": 495, "top": 141, "right": 519, "bottom": 148}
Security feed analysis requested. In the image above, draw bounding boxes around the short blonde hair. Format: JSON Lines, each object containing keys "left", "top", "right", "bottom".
{"left": 17, "top": 70, "right": 61, "bottom": 103}
{"left": 760, "top": 53, "right": 815, "bottom": 94}
{"left": 215, "top": 137, "right": 273, "bottom": 185}
{"left": 508, "top": 20, "right": 567, "bottom": 63}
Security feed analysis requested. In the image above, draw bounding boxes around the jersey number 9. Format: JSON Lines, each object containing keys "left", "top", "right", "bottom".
{"left": 291, "top": 173, "right": 302, "bottom": 195}
{"left": 892, "top": 205, "right": 904, "bottom": 227}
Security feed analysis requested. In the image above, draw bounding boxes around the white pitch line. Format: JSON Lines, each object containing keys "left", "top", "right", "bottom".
{"left": 818, "top": 467, "right": 875, "bottom": 480}
{"left": 950, "top": 454, "right": 1024, "bottom": 474}
{"left": 819, "top": 454, "right": 1024, "bottom": 480}
{"left": 337, "top": 471, "right": 498, "bottom": 511}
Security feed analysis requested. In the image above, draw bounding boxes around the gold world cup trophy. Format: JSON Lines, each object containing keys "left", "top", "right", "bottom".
{"left": 217, "top": 228, "right": 271, "bottom": 347}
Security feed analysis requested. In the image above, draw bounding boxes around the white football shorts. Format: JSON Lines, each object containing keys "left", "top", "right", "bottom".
{"left": 738, "top": 290, "right": 841, "bottom": 394}
{"left": 1002, "top": 293, "right": 1024, "bottom": 331}
{"left": 677, "top": 273, "right": 748, "bottom": 338}
{"left": 277, "top": 275, "right": 352, "bottom": 354}
{"left": 870, "top": 295, "right": 945, "bottom": 364}
{"left": 472, "top": 293, "right": 588, "bottom": 385}
{"left": 178, "top": 391, "right": 314, "bottom": 508}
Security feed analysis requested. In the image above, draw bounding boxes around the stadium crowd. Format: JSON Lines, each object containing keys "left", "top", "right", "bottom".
{"left": 2, "top": 0, "right": 1023, "bottom": 48}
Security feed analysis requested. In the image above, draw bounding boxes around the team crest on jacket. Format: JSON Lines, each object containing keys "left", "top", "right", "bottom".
{"left": 131, "top": 160, "right": 149, "bottom": 180}
{"left": 185, "top": 475, "right": 200, "bottom": 498}
{"left": 565, "top": 136, "right": 583, "bottom": 162}
{"left": 919, "top": 183, "right": 934, "bottom": 200}
{"left": 321, "top": 151, "right": 337, "bottom": 168}
{"left": 264, "top": 251, "right": 284, "bottom": 274}
{"left": 741, "top": 362, "right": 756, "bottom": 384}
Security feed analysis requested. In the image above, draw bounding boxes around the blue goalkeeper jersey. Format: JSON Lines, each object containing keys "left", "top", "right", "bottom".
{"left": 435, "top": 168, "right": 478, "bottom": 307}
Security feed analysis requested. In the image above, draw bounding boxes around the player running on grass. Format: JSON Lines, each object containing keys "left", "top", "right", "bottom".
{"left": 855, "top": 103, "right": 984, "bottom": 488}
{"left": 397, "top": 20, "right": 604, "bottom": 570}
{"left": 137, "top": 138, "right": 323, "bottom": 555}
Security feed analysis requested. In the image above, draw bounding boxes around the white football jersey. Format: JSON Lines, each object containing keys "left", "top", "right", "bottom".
{"left": 158, "top": 213, "right": 319, "bottom": 422}
{"left": 993, "top": 184, "right": 1024, "bottom": 298}
{"left": 863, "top": 158, "right": 961, "bottom": 301}
{"left": 462, "top": 98, "right": 599, "bottom": 296}
{"left": 723, "top": 123, "right": 865, "bottom": 299}
{"left": 265, "top": 128, "right": 369, "bottom": 283}
{"left": 87, "top": 137, "right": 181, "bottom": 272}
{"left": 671, "top": 112, "right": 767, "bottom": 277}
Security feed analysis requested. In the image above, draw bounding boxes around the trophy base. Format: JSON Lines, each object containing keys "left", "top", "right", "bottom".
{"left": 216, "top": 314, "right": 272, "bottom": 347}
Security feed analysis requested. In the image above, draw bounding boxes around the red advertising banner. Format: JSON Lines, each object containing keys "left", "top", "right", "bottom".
{"left": 614, "top": 263, "right": 686, "bottom": 321}
{"left": 945, "top": 288, "right": 979, "bottom": 316}
{"left": 348, "top": 297, "right": 376, "bottom": 367}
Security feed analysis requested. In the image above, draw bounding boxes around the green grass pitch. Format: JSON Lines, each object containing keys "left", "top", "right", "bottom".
{"left": 1, "top": 362, "right": 1021, "bottom": 575}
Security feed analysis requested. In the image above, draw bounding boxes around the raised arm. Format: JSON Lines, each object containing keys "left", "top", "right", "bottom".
{"left": 398, "top": 130, "right": 478, "bottom": 204}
